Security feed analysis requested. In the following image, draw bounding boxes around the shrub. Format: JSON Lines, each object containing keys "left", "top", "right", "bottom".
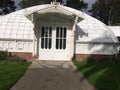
{"left": 111, "top": 55, "right": 120, "bottom": 64}
{"left": 99, "top": 57, "right": 112, "bottom": 63}
{"left": 8, "top": 56, "right": 27, "bottom": 62}
{"left": 85, "top": 57, "right": 95, "bottom": 63}
{"left": 85, "top": 57, "right": 113, "bottom": 64}
{"left": 0, "top": 50, "right": 8, "bottom": 60}
{"left": 0, "top": 51, "right": 27, "bottom": 62}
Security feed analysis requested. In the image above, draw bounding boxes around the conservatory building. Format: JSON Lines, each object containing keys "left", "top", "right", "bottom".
{"left": 0, "top": 2, "right": 119, "bottom": 61}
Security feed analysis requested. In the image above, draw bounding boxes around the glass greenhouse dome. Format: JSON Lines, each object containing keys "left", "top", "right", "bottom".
{"left": 0, "top": 2, "right": 119, "bottom": 61}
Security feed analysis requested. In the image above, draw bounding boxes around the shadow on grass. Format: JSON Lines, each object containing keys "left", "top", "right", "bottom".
{"left": 73, "top": 59, "right": 120, "bottom": 90}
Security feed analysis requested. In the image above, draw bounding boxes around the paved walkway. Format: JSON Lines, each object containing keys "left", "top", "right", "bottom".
{"left": 10, "top": 61, "right": 96, "bottom": 90}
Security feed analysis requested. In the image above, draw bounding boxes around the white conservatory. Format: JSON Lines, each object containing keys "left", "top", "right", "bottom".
{"left": 0, "top": 2, "right": 119, "bottom": 61}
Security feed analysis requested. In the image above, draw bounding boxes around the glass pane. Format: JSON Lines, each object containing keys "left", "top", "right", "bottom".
{"left": 63, "top": 39, "right": 66, "bottom": 49}
{"left": 41, "top": 26, "right": 52, "bottom": 49}
{"left": 56, "top": 26, "right": 67, "bottom": 50}
{"left": 41, "top": 38, "right": 44, "bottom": 49}
{"left": 60, "top": 27, "right": 63, "bottom": 38}
{"left": 56, "top": 27, "right": 59, "bottom": 37}
{"left": 56, "top": 39, "right": 59, "bottom": 49}
{"left": 41, "top": 27, "right": 45, "bottom": 49}
{"left": 41, "top": 27, "right": 44, "bottom": 37}
{"left": 60, "top": 39, "right": 62, "bottom": 49}
{"left": 64, "top": 27, "right": 67, "bottom": 38}
{"left": 45, "top": 38, "right": 48, "bottom": 49}
{"left": 45, "top": 30, "right": 48, "bottom": 37}
{"left": 49, "top": 38, "right": 52, "bottom": 49}
{"left": 49, "top": 27, "right": 52, "bottom": 37}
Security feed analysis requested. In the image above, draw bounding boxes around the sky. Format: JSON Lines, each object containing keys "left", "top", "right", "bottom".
{"left": 13, "top": 0, "right": 22, "bottom": 10}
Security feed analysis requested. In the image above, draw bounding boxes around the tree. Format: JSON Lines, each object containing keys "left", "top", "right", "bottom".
{"left": 20, "top": 0, "right": 63, "bottom": 9}
{"left": 20, "top": 0, "right": 87, "bottom": 10}
{"left": 66, "top": 0, "right": 88, "bottom": 10}
{"left": 0, "top": 0, "right": 16, "bottom": 15}
{"left": 90, "top": 0, "right": 120, "bottom": 25}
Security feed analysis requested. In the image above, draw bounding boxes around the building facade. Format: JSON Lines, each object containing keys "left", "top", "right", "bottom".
{"left": 0, "top": 2, "right": 119, "bottom": 61}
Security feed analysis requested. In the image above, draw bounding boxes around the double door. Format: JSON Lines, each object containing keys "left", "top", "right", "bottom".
{"left": 39, "top": 25, "right": 69, "bottom": 60}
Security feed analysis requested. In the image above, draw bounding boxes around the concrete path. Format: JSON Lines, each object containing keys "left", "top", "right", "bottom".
{"left": 10, "top": 61, "right": 96, "bottom": 90}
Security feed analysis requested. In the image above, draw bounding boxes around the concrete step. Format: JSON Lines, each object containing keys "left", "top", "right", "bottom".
{"left": 29, "top": 60, "right": 76, "bottom": 69}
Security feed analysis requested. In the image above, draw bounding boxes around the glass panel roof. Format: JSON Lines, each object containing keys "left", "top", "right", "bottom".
{"left": 0, "top": 4, "right": 118, "bottom": 43}
{"left": 0, "top": 11, "right": 34, "bottom": 40}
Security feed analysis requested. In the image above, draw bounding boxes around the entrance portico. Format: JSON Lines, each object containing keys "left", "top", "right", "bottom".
{"left": 31, "top": 9, "right": 77, "bottom": 61}
{"left": 39, "top": 25, "right": 69, "bottom": 60}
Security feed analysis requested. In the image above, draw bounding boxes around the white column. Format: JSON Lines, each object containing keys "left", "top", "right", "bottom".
{"left": 71, "top": 16, "right": 78, "bottom": 58}
{"left": 33, "top": 33, "right": 36, "bottom": 56}
{"left": 31, "top": 14, "right": 36, "bottom": 57}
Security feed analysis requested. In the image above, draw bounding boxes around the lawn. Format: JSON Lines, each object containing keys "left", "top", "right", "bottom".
{"left": 0, "top": 61, "right": 31, "bottom": 90}
{"left": 73, "top": 60, "right": 120, "bottom": 90}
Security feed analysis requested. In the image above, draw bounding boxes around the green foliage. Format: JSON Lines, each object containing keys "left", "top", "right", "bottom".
{"left": 112, "top": 23, "right": 120, "bottom": 26}
{"left": 0, "top": 62, "right": 31, "bottom": 90}
{"left": 73, "top": 59, "right": 120, "bottom": 90}
{"left": 20, "top": 0, "right": 87, "bottom": 11}
{"left": 0, "top": 0, "right": 16, "bottom": 15}
{"left": 8, "top": 56, "right": 27, "bottom": 62}
{"left": 66, "top": 0, "right": 88, "bottom": 10}
{"left": 0, "top": 51, "right": 27, "bottom": 62}
{"left": 20, "top": 0, "right": 63, "bottom": 9}
{"left": 0, "top": 51, "right": 8, "bottom": 60}
{"left": 90, "top": 0, "right": 120, "bottom": 25}
{"left": 84, "top": 57, "right": 95, "bottom": 63}
{"left": 20, "top": 0, "right": 43, "bottom": 9}
{"left": 0, "top": 51, "right": 30, "bottom": 90}
{"left": 80, "top": 56, "right": 120, "bottom": 64}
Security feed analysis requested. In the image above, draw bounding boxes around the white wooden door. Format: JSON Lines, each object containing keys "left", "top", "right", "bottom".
{"left": 39, "top": 25, "right": 70, "bottom": 61}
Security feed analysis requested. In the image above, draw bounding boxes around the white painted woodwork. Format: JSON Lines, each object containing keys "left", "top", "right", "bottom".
{"left": 0, "top": 3, "right": 119, "bottom": 61}
{"left": 38, "top": 25, "right": 71, "bottom": 61}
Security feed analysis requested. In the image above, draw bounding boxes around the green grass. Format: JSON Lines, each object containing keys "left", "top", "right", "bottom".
{"left": 73, "top": 60, "right": 120, "bottom": 90}
{"left": 0, "top": 61, "right": 31, "bottom": 90}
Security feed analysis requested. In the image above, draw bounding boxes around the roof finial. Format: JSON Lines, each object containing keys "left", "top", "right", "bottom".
{"left": 51, "top": 0, "right": 60, "bottom": 5}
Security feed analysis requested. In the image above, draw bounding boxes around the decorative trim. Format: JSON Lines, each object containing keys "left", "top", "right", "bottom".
{"left": 0, "top": 38, "right": 33, "bottom": 42}
{"left": 33, "top": 12, "right": 77, "bottom": 24}
{"left": 76, "top": 41, "right": 120, "bottom": 44}
{"left": 26, "top": 4, "right": 84, "bottom": 22}
{"left": 51, "top": 1, "right": 60, "bottom": 5}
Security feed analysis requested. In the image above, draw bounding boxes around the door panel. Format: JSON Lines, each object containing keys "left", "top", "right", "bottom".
{"left": 39, "top": 25, "right": 69, "bottom": 61}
